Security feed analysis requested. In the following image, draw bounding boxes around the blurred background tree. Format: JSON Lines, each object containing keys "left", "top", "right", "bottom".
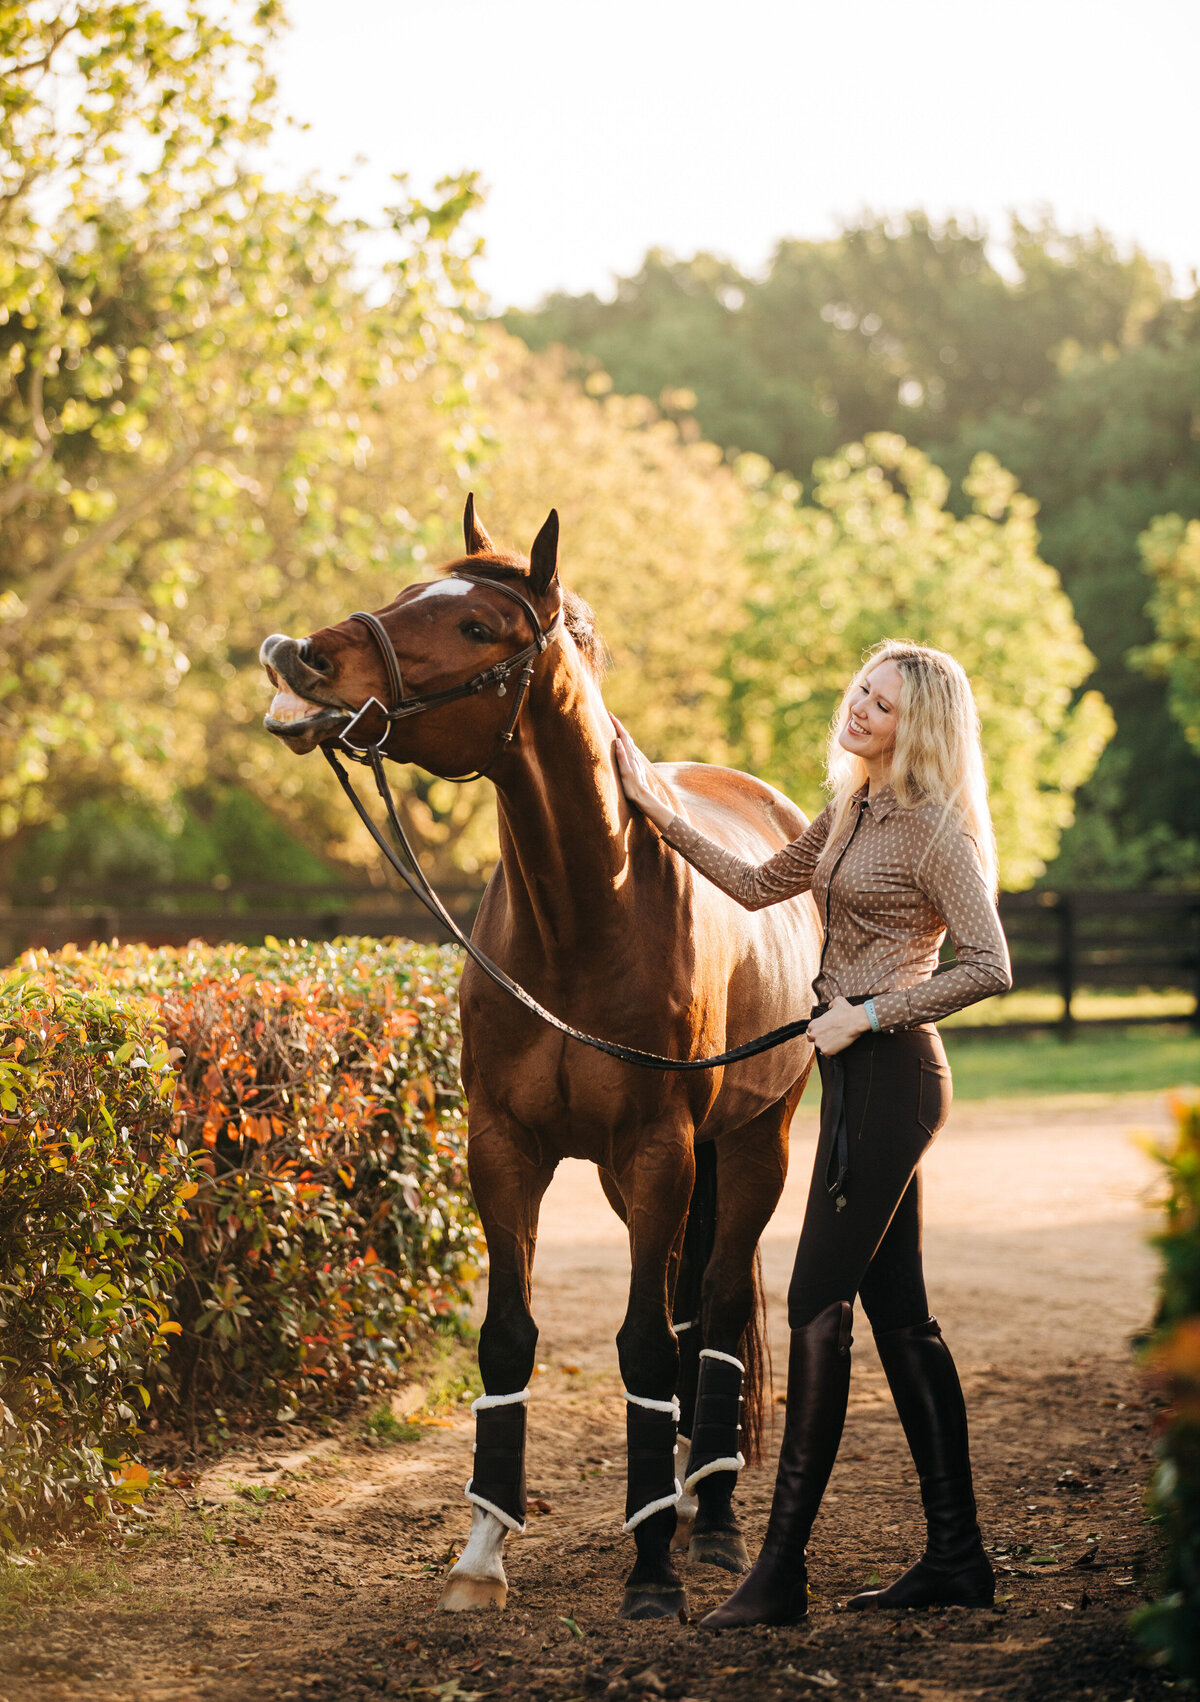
{"left": 723, "top": 437, "right": 1111, "bottom": 888}
{"left": 3, "top": 7, "right": 1191, "bottom": 902}
{"left": 508, "top": 217, "right": 1200, "bottom": 889}
{"left": 1133, "top": 515, "right": 1200, "bottom": 756}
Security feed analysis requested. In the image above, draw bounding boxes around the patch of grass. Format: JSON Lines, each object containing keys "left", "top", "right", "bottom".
{"left": 364, "top": 1406, "right": 423, "bottom": 1444}
{"left": 0, "top": 1547, "right": 135, "bottom": 1622}
{"left": 941, "top": 987, "right": 1194, "bottom": 1028}
{"left": 410, "top": 1319, "right": 482, "bottom": 1414}
{"left": 943, "top": 1024, "right": 1200, "bottom": 1100}
{"left": 233, "top": 1482, "right": 293, "bottom": 1505}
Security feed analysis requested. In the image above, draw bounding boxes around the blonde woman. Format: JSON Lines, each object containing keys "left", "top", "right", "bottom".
{"left": 612, "top": 640, "right": 1012, "bottom": 1629}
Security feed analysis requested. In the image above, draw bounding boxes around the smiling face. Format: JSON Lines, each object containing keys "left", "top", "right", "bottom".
{"left": 837, "top": 658, "right": 903, "bottom": 775}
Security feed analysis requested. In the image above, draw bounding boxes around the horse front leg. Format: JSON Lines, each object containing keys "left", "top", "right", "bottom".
{"left": 687, "top": 1102, "right": 792, "bottom": 1577}
{"left": 613, "top": 1133, "right": 695, "bottom": 1620}
{"left": 440, "top": 1124, "right": 556, "bottom": 1613}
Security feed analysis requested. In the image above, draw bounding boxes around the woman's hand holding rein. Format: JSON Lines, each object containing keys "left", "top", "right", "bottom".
{"left": 611, "top": 715, "right": 675, "bottom": 833}
{"left": 807, "top": 996, "right": 873, "bottom": 1057}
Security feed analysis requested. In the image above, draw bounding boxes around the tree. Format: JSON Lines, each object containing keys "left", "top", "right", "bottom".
{"left": 0, "top": 2, "right": 483, "bottom": 875}
{"left": 722, "top": 436, "right": 1112, "bottom": 889}
{"left": 200, "top": 329, "right": 768, "bottom": 880}
{"left": 1133, "top": 514, "right": 1200, "bottom": 755}
{"left": 945, "top": 322, "right": 1200, "bottom": 880}
{"left": 507, "top": 214, "right": 1171, "bottom": 484}
{"left": 509, "top": 215, "right": 1199, "bottom": 886}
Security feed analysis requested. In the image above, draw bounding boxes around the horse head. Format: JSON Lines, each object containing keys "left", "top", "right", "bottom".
{"left": 260, "top": 497, "right": 562, "bottom": 778}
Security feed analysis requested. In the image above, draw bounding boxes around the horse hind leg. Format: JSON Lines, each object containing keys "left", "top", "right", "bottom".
{"left": 686, "top": 1098, "right": 792, "bottom": 1576}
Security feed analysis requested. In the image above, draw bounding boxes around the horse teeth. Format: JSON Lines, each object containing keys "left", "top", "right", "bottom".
{"left": 269, "top": 688, "right": 318, "bottom": 725}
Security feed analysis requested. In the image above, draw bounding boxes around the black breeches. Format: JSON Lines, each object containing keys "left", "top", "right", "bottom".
{"left": 787, "top": 1026, "right": 952, "bottom": 1334}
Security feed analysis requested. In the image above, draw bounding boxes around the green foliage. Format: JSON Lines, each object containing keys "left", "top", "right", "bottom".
{"left": 0, "top": 936, "right": 479, "bottom": 1537}
{"left": 1133, "top": 515, "right": 1200, "bottom": 757}
{"left": 0, "top": 969, "right": 192, "bottom": 1542}
{"left": 507, "top": 214, "right": 1169, "bottom": 493}
{"left": 509, "top": 218, "right": 1200, "bottom": 887}
{"left": 1134, "top": 1092, "right": 1200, "bottom": 1678}
{"left": 950, "top": 327, "right": 1200, "bottom": 874}
{"left": 941, "top": 1027, "right": 1200, "bottom": 1102}
{"left": 12, "top": 785, "right": 335, "bottom": 896}
{"left": 723, "top": 436, "right": 1112, "bottom": 888}
{"left": 47, "top": 937, "right": 480, "bottom": 1424}
{"left": 0, "top": 0, "right": 483, "bottom": 856}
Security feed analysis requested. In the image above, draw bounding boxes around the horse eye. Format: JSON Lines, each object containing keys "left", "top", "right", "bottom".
{"left": 461, "top": 620, "right": 493, "bottom": 643}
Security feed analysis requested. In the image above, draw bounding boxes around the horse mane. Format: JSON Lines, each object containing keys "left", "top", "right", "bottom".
{"left": 441, "top": 554, "right": 609, "bottom": 680}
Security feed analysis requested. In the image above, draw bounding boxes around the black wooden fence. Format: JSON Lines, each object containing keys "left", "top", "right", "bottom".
{"left": 3, "top": 881, "right": 1198, "bottom": 1035}
{"left": 984, "top": 890, "right": 1200, "bottom": 1034}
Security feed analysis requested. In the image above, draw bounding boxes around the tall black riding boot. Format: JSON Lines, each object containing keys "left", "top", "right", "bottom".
{"left": 700, "top": 1300, "right": 852, "bottom": 1629}
{"left": 848, "top": 1317, "right": 994, "bottom": 1610}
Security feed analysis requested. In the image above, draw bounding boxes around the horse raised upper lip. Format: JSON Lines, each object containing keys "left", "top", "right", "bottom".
{"left": 259, "top": 636, "right": 351, "bottom": 735}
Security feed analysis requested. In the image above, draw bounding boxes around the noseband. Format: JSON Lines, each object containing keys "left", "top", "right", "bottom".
{"left": 337, "top": 573, "right": 561, "bottom": 784}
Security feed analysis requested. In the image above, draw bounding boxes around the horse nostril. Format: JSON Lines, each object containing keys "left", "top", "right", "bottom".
{"left": 300, "top": 640, "right": 332, "bottom": 676}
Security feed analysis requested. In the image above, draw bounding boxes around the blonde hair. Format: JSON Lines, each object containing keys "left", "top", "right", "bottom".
{"left": 818, "top": 639, "right": 999, "bottom": 895}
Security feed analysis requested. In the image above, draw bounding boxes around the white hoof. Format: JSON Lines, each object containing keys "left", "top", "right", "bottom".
{"left": 440, "top": 1572, "right": 507, "bottom": 1612}
{"left": 439, "top": 1505, "right": 511, "bottom": 1614}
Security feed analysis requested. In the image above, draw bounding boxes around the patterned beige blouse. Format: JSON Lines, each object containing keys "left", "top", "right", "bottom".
{"left": 661, "top": 783, "right": 1012, "bottom": 1031}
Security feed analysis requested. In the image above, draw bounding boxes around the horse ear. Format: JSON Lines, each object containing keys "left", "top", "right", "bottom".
{"left": 529, "top": 509, "right": 559, "bottom": 595}
{"left": 463, "top": 492, "right": 495, "bottom": 556}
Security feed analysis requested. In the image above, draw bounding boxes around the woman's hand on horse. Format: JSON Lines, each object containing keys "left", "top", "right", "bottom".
{"left": 611, "top": 715, "right": 674, "bottom": 831}
{"left": 808, "top": 996, "right": 873, "bottom": 1056}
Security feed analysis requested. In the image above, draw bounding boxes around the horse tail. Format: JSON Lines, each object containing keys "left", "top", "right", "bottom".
{"left": 675, "top": 1141, "right": 771, "bottom": 1468}
{"left": 738, "top": 1247, "right": 769, "bottom": 1467}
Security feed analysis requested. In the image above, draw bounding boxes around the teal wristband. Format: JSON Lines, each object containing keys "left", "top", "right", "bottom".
{"left": 863, "top": 998, "right": 881, "bottom": 1033}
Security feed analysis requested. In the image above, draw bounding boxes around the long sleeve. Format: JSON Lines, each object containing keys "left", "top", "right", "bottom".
{"left": 659, "top": 805, "right": 833, "bottom": 911}
{"left": 869, "top": 830, "right": 1012, "bottom": 1031}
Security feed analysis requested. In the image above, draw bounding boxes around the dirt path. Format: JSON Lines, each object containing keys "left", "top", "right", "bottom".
{"left": 0, "top": 1093, "right": 1179, "bottom": 1702}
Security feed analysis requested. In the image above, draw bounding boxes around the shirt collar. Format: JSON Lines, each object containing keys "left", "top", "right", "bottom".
{"left": 856, "top": 782, "right": 900, "bottom": 822}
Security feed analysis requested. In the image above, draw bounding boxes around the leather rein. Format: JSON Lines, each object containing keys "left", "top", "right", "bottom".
{"left": 320, "top": 573, "right": 813, "bottom": 1074}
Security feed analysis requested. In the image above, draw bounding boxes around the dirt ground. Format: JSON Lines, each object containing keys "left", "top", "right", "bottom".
{"left": 0, "top": 1091, "right": 1184, "bottom": 1702}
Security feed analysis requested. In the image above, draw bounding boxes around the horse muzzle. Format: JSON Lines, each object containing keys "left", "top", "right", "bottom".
{"left": 259, "top": 633, "right": 350, "bottom": 751}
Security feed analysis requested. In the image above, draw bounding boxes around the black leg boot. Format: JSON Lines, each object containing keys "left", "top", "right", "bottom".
{"left": 848, "top": 1318, "right": 994, "bottom": 1610}
{"left": 700, "top": 1300, "right": 853, "bottom": 1630}
{"left": 465, "top": 1391, "right": 528, "bottom": 1531}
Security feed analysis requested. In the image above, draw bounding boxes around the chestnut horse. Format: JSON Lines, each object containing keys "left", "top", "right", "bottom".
{"left": 260, "top": 501, "right": 821, "bottom": 1620}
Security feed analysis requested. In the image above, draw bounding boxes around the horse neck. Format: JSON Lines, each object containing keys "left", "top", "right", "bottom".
{"left": 491, "top": 646, "right": 637, "bottom": 953}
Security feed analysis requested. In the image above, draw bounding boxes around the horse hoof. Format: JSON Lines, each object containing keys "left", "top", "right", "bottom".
{"left": 619, "top": 1584, "right": 688, "bottom": 1621}
{"left": 689, "top": 1529, "right": 751, "bottom": 1575}
{"left": 671, "top": 1513, "right": 696, "bottom": 1554}
{"left": 439, "top": 1574, "right": 507, "bottom": 1612}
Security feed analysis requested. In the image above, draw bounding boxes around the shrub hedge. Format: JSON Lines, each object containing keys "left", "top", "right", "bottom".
{"left": 2, "top": 937, "right": 479, "bottom": 1533}
{"left": 50, "top": 937, "right": 481, "bottom": 1428}
{"left": 1136, "top": 1090, "right": 1200, "bottom": 1679}
{"left": 0, "top": 971, "right": 192, "bottom": 1543}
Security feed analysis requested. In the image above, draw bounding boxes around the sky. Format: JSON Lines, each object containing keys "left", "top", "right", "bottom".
{"left": 269, "top": 0, "right": 1200, "bottom": 311}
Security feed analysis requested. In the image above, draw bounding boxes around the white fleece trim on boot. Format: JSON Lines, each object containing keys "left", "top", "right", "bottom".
{"left": 470, "top": 1387, "right": 530, "bottom": 1413}
{"left": 623, "top": 1390, "right": 681, "bottom": 1418}
{"left": 674, "top": 1318, "right": 698, "bottom": 1333}
{"left": 698, "top": 1347, "right": 745, "bottom": 1372}
{"left": 683, "top": 1452, "right": 746, "bottom": 1494}
{"left": 463, "top": 1483, "right": 526, "bottom": 1534}
{"left": 622, "top": 1481, "right": 682, "bottom": 1534}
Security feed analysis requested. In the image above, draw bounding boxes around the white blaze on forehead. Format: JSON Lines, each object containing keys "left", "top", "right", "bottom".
{"left": 405, "top": 579, "right": 477, "bottom": 603}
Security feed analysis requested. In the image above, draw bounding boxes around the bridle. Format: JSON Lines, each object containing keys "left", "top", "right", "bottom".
{"left": 315, "top": 570, "right": 816, "bottom": 1081}
{"left": 335, "top": 572, "right": 562, "bottom": 782}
